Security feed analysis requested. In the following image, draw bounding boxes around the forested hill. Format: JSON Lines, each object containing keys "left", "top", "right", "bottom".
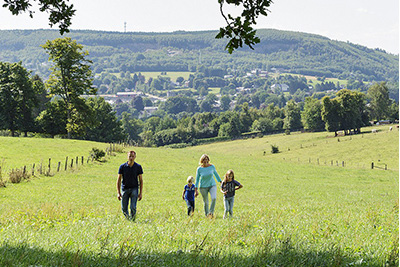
{"left": 0, "top": 29, "right": 397, "bottom": 82}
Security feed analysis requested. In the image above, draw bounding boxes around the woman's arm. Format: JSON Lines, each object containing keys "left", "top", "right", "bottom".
{"left": 213, "top": 165, "right": 222, "bottom": 182}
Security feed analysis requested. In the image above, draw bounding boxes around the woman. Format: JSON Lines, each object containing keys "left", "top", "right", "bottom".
{"left": 195, "top": 154, "right": 222, "bottom": 218}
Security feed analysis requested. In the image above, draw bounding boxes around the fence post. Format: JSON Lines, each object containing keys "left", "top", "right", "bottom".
{"left": 81, "top": 156, "right": 84, "bottom": 165}
{"left": 70, "top": 158, "right": 73, "bottom": 168}
{"left": 23, "top": 166, "right": 26, "bottom": 175}
{"left": 385, "top": 164, "right": 387, "bottom": 170}
{"left": 76, "top": 156, "right": 78, "bottom": 167}
{"left": 342, "top": 161, "right": 345, "bottom": 167}
{"left": 48, "top": 158, "right": 51, "bottom": 174}
{"left": 371, "top": 162, "right": 374, "bottom": 169}
{"left": 65, "top": 157, "right": 68, "bottom": 171}
{"left": 40, "top": 163, "right": 42, "bottom": 175}
{"left": 57, "top": 162, "right": 61, "bottom": 172}
{"left": 32, "top": 163, "right": 35, "bottom": 176}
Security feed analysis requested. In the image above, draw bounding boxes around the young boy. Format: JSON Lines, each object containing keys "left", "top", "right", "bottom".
{"left": 182, "top": 176, "right": 197, "bottom": 216}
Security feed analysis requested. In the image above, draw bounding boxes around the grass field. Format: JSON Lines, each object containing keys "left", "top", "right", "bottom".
{"left": 0, "top": 125, "right": 398, "bottom": 266}
{"left": 138, "top": 71, "right": 193, "bottom": 83}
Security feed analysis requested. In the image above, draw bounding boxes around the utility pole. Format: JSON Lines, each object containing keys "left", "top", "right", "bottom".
{"left": 124, "top": 22, "right": 127, "bottom": 33}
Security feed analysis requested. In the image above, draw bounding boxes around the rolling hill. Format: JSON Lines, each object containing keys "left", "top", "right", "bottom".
{"left": 0, "top": 29, "right": 398, "bottom": 82}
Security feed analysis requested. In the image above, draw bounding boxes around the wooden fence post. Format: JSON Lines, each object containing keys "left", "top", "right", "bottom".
{"left": 57, "top": 162, "right": 61, "bottom": 172}
{"left": 76, "top": 156, "right": 78, "bottom": 166}
{"left": 32, "top": 163, "right": 35, "bottom": 176}
{"left": 65, "top": 157, "right": 68, "bottom": 171}
{"left": 48, "top": 158, "right": 51, "bottom": 174}
{"left": 70, "top": 158, "right": 73, "bottom": 168}
{"left": 371, "top": 162, "right": 374, "bottom": 169}
{"left": 81, "top": 156, "right": 84, "bottom": 165}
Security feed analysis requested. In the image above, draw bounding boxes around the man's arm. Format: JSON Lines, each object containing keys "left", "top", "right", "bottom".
{"left": 138, "top": 174, "right": 143, "bottom": 201}
{"left": 117, "top": 174, "right": 122, "bottom": 200}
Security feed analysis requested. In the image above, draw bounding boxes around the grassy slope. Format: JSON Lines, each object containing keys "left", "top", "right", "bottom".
{"left": 0, "top": 126, "right": 398, "bottom": 266}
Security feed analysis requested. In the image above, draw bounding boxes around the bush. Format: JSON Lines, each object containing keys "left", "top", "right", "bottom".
{"left": 90, "top": 148, "right": 106, "bottom": 161}
{"left": 271, "top": 145, "right": 279, "bottom": 154}
{"left": 9, "top": 168, "right": 31, "bottom": 184}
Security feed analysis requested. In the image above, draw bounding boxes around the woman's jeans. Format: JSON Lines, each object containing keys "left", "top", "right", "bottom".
{"left": 199, "top": 186, "right": 217, "bottom": 216}
{"left": 121, "top": 187, "right": 138, "bottom": 220}
{"left": 223, "top": 196, "right": 235, "bottom": 218}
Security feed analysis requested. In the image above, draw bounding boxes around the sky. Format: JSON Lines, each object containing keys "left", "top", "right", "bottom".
{"left": 0, "top": 0, "right": 399, "bottom": 54}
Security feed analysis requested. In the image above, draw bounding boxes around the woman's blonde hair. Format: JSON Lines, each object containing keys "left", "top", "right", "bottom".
{"left": 199, "top": 154, "right": 210, "bottom": 166}
{"left": 223, "top": 169, "right": 235, "bottom": 183}
{"left": 187, "top": 176, "right": 194, "bottom": 183}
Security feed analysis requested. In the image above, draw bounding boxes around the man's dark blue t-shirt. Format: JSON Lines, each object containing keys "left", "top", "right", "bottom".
{"left": 118, "top": 162, "right": 143, "bottom": 190}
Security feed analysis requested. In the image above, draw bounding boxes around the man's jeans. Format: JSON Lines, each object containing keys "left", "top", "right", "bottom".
{"left": 199, "top": 186, "right": 217, "bottom": 216}
{"left": 121, "top": 187, "right": 138, "bottom": 220}
{"left": 223, "top": 196, "right": 234, "bottom": 218}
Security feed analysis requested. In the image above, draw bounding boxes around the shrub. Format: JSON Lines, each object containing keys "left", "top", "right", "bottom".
{"left": 90, "top": 148, "right": 106, "bottom": 161}
{"left": 271, "top": 145, "right": 279, "bottom": 154}
{"left": 112, "top": 144, "right": 125, "bottom": 153}
{"left": 9, "top": 168, "right": 31, "bottom": 184}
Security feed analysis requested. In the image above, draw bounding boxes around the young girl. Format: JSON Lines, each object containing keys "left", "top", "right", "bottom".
{"left": 220, "top": 169, "right": 243, "bottom": 219}
{"left": 182, "top": 176, "right": 198, "bottom": 216}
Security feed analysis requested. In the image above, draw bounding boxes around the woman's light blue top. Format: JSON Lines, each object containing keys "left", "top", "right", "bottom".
{"left": 195, "top": 165, "right": 221, "bottom": 188}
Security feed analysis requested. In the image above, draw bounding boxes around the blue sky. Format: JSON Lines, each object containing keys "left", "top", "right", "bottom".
{"left": 0, "top": 0, "right": 398, "bottom": 54}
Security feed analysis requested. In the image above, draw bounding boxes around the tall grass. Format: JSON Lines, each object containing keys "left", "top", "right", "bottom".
{"left": 0, "top": 126, "right": 398, "bottom": 266}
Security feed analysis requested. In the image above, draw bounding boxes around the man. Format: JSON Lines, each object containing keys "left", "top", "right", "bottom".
{"left": 117, "top": 150, "right": 143, "bottom": 220}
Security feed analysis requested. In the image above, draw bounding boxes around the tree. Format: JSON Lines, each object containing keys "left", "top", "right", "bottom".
{"left": 321, "top": 96, "right": 342, "bottom": 136}
{"left": 301, "top": 97, "right": 325, "bottom": 132}
{"left": 0, "top": 61, "right": 37, "bottom": 136}
{"left": 120, "top": 112, "right": 143, "bottom": 143}
{"left": 163, "top": 96, "right": 198, "bottom": 114}
{"left": 367, "top": 82, "right": 391, "bottom": 121}
{"left": 42, "top": 37, "right": 96, "bottom": 138}
{"left": 85, "top": 97, "right": 126, "bottom": 142}
{"left": 283, "top": 100, "right": 302, "bottom": 131}
{"left": 216, "top": 0, "right": 273, "bottom": 53}
{"left": 336, "top": 89, "right": 366, "bottom": 134}
{"left": 36, "top": 100, "right": 67, "bottom": 137}
{"left": 3, "top": 0, "right": 75, "bottom": 34}
{"left": 131, "top": 95, "right": 144, "bottom": 112}
{"left": 220, "top": 95, "right": 231, "bottom": 111}
{"left": 3, "top": 0, "right": 272, "bottom": 53}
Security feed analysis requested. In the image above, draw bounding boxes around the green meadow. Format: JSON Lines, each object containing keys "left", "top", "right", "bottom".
{"left": 137, "top": 71, "right": 193, "bottom": 83}
{"left": 0, "top": 125, "right": 398, "bottom": 266}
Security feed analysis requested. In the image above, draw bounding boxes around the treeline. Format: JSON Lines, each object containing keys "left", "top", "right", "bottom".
{"left": 0, "top": 29, "right": 397, "bottom": 83}
{"left": 2, "top": 60, "right": 397, "bottom": 147}
{"left": 112, "top": 84, "right": 398, "bottom": 147}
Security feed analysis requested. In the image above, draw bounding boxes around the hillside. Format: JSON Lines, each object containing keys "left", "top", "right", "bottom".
{"left": 0, "top": 126, "right": 398, "bottom": 266}
{"left": 0, "top": 29, "right": 397, "bottom": 82}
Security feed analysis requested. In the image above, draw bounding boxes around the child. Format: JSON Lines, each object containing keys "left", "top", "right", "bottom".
{"left": 220, "top": 169, "right": 243, "bottom": 219}
{"left": 182, "top": 176, "right": 198, "bottom": 216}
